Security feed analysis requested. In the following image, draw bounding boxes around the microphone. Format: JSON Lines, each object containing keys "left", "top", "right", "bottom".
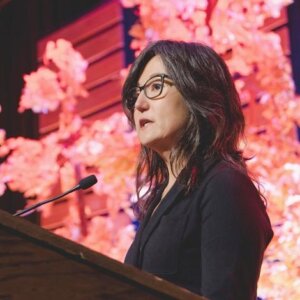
{"left": 13, "top": 175, "right": 98, "bottom": 217}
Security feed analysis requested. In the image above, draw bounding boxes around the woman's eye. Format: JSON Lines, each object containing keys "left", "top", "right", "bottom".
{"left": 150, "top": 82, "right": 162, "bottom": 91}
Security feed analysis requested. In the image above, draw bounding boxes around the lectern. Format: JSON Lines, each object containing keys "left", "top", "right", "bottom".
{"left": 0, "top": 209, "right": 206, "bottom": 299}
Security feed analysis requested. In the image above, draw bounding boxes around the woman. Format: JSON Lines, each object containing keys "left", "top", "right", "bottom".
{"left": 122, "top": 40, "right": 273, "bottom": 300}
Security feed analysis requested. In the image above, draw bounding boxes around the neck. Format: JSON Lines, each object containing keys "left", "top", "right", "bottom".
{"left": 159, "top": 150, "right": 184, "bottom": 187}
{"left": 160, "top": 159, "right": 180, "bottom": 199}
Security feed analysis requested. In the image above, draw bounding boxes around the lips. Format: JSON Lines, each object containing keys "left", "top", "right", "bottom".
{"left": 139, "top": 118, "right": 153, "bottom": 128}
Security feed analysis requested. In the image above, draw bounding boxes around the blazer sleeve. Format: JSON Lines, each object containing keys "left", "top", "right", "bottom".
{"left": 198, "top": 169, "right": 273, "bottom": 300}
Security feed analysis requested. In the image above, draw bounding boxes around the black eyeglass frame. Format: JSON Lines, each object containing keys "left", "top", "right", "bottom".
{"left": 125, "top": 73, "right": 173, "bottom": 110}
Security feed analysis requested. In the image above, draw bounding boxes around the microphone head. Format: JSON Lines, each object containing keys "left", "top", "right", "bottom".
{"left": 79, "top": 175, "right": 98, "bottom": 190}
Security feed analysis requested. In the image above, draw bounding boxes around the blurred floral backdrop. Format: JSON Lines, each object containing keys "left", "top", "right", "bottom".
{"left": 0, "top": 1, "right": 299, "bottom": 299}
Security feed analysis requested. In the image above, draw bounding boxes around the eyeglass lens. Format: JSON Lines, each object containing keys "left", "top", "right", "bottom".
{"left": 126, "top": 74, "right": 170, "bottom": 110}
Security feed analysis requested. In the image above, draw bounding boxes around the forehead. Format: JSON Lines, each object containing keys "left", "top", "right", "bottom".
{"left": 138, "top": 55, "right": 167, "bottom": 85}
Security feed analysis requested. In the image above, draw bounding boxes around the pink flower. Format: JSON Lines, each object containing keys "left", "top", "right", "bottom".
{"left": 44, "top": 39, "right": 88, "bottom": 85}
{"left": 18, "top": 67, "right": 65, "bottom": 113}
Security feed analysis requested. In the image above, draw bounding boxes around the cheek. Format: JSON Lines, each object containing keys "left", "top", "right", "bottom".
{"left": 171, "top": 106, "right": 189, "bottom": 128}
{"left": 161, "top": 115, "right": 187, "bottom": 135}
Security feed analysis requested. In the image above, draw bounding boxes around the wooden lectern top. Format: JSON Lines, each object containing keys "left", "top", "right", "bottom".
{"left": 0, "top": 209, "right": 206, "bottom": 300}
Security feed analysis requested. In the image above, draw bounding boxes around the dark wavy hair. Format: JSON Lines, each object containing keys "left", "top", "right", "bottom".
{"left": 122, "top": 40, "right": 247, "bottom": 219}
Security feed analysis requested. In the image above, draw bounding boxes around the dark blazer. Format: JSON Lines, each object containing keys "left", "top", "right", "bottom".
{"left": 125, "top": 159, "right": 273, "bottom": 300}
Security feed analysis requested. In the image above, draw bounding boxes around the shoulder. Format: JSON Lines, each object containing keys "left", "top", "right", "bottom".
{"left": 195, "top": 159, "right": 263, "bottom": 214}
{"left": 201, "top": 159, "right": 255, "bottom": 191}
{"left": 211, "top": 161, "right": 255, "bottom": 190}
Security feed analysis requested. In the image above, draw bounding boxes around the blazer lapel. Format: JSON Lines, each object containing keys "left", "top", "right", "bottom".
{"left": 139, "top": 182, "right": 185, "bottom": 254}
{"left": 126, "top": 187, "right": 165, "bottom": 267}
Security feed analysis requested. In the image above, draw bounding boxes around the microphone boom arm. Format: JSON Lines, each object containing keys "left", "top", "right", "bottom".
{"left": 13, "top": 185, "right": 80, "bottom": 217}
{"left": 13, "top": 175, "right": 97, "bottom": 217}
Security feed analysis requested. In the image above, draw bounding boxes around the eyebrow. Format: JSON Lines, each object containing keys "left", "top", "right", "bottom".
{"left": 137, "top": 73, "right": 168, "bottom": 87}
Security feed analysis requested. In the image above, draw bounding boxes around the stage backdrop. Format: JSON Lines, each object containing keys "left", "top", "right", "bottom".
{"left": 0, "top": 1, "right": 299, "bottom": 299}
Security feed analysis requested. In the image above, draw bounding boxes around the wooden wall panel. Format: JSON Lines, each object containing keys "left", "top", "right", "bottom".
{"left": 85, "top": 50, "right": 123, "bottom": 88}
{"left": 38, "top": 0, "right": 124, "bottom": 136}
{"left": 75, "top": 23, "right": 124, "bottom": 65}
{"left": 37, "top": 0, "right": 123, "bottom": 59}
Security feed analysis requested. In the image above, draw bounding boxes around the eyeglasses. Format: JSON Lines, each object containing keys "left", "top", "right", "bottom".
{"left": 125, "top": 74, "right": 173, "bottom": 110}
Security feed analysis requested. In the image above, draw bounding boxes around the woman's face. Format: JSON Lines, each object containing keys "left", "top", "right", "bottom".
{"left": 133, "top": 55, "right": 189, "bottom": 155}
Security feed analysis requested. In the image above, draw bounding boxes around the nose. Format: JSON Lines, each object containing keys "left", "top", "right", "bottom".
{"left": 134, "top": 91, "right": 150, "bottom": 112}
